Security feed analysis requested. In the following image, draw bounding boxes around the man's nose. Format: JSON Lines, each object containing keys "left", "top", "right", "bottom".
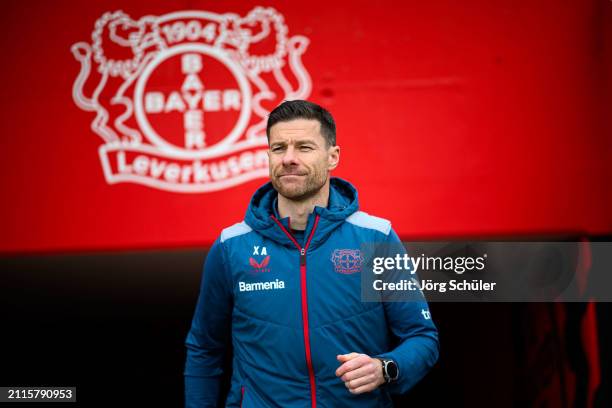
{"left": 281, "top": 146, "right": 299, "bottom": 166}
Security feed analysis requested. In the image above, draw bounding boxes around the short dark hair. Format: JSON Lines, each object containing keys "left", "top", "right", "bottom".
{"left": 266, "top": 100, "right": 336, "bottom": 146}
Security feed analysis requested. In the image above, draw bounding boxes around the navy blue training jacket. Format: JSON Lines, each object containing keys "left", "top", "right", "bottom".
{"left": 185, "top": 178, "right": 439, "bottom": 407}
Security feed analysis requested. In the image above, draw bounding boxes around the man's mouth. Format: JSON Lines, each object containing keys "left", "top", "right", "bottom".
{"left": 278, "top": 173, "right": 306, "bottom": 178}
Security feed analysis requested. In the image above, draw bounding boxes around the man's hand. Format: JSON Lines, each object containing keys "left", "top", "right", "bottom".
{"left": 335, "top": 353, "right": 385, "bottom": 394}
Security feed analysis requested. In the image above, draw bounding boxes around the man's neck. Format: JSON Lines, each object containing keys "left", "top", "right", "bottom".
{"left": 277, "top": 181, "right": 330, "bottom": 231}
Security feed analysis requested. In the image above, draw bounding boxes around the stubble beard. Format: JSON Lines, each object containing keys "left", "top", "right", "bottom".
{"left": 271, "top": 167, "right": 328, "bottom": 202}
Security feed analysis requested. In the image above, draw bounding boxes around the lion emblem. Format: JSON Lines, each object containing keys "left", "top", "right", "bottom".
{"left": 71, "top": 8, "right": 312, "bottom": 193}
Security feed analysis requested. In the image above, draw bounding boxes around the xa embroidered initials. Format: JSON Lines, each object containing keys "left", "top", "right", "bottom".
{"left": 253, "top": 246, "right": 267, "bottom": 255}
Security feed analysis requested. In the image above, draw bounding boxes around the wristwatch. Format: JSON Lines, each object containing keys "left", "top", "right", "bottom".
{"left": 377, "top": 358, "right": 399, "bottom": 384}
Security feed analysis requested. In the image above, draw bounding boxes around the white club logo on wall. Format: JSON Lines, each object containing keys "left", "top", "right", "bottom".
{"left": 71, "top": 8, "right": 311, "bottom": 193}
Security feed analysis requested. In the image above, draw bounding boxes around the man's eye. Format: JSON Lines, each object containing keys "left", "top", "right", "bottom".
{"left": 271, "top": 146, "right": 284, "bottom": 152}
{"left": 299, "top": 146, "right": 313, "bottom": 151}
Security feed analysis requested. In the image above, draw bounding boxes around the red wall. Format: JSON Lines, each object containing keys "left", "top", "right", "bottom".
{"left": 0, "top": 0, "right": 610, "bottom": 253}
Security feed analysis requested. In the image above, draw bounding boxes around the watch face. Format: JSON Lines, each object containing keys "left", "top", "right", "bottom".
{"left": 386, "top": 360, "right": 398, "bottom": 380}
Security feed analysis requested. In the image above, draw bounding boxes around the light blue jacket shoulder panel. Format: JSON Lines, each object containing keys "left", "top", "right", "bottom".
{"left": 345, "top": 211, "right": 392, "bottom": 236}
{"left": 220, "top": 221, "right": 252, "bottom": 243}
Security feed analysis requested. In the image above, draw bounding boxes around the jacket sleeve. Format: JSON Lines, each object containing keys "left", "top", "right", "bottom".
{"left": 184, "top": 237, "right": 233, "bottom": 408}
{"left": 375, "top": 229, "right": 439, "bottom": 395}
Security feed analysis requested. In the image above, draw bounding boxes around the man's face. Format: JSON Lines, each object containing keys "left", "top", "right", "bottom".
{"left": 268, "top": 119, "right": 339, "bottom": 201}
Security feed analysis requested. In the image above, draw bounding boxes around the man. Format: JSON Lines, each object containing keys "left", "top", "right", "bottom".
{"left": 185, "top": 100, "right": 439, "bottom": 407}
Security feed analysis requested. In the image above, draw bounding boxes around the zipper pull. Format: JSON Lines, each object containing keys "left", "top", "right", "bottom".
{"left": 300, "top": 248, "right": 306, "bottom": 265}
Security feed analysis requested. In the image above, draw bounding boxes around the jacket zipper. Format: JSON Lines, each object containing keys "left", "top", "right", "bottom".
{"left": 271, "top": 214, "right": 320, "bottom": 408}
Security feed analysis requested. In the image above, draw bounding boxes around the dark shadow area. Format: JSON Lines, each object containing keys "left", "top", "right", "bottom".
{"left": 1, "top": 239, "right": 609, "bottom": 407}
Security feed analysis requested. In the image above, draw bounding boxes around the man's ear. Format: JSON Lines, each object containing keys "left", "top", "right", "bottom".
{"left": 328, "top": 145, "right": 340, "bottom": 170}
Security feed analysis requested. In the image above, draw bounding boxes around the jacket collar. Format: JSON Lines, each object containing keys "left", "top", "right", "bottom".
{"left": 244, "top": 177, "right": 359, "bottom": 249}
